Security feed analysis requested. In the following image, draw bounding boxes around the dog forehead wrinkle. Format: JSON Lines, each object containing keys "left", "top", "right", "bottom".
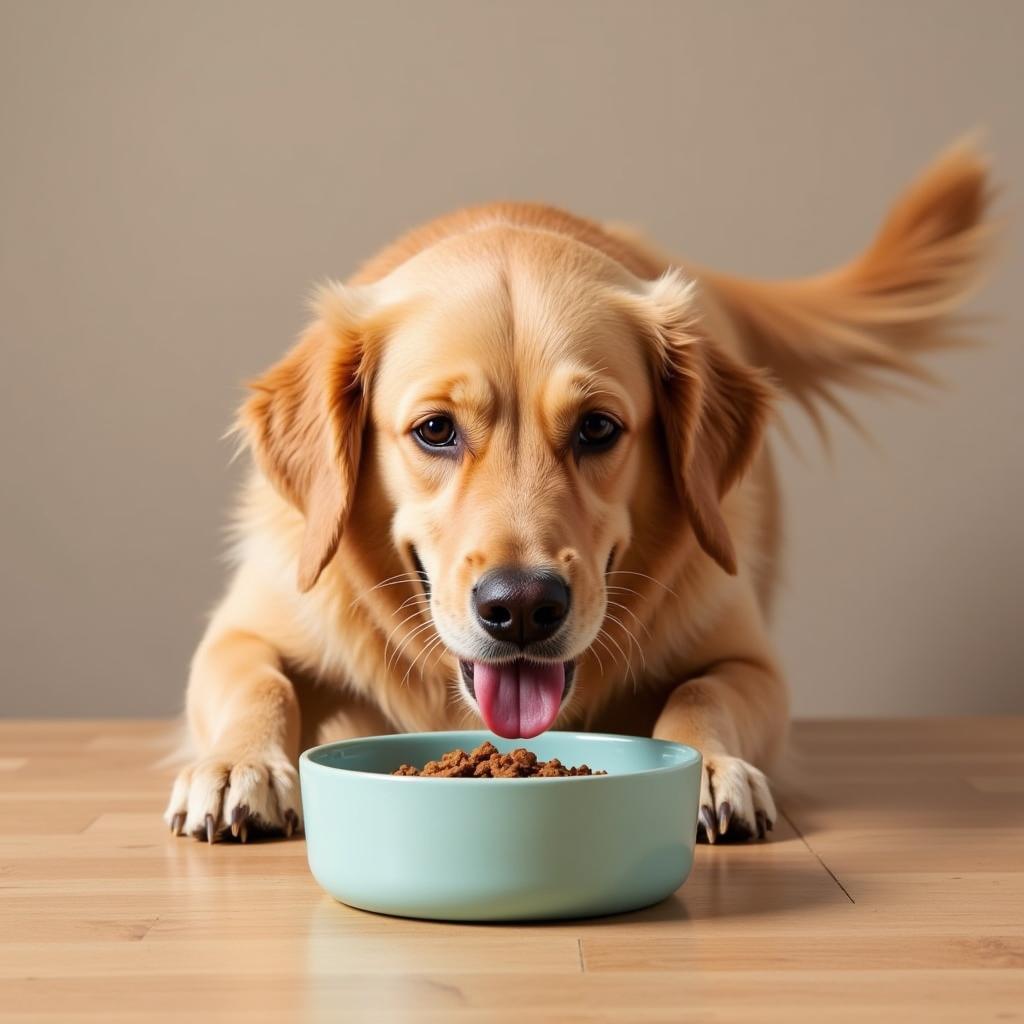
{"left": 402, "top": 372, "right": 497, "bottom": 427}
{"left": 449, "top": 374, "right": 495, "bottom": 413}
{"left": 374, "top": 299, "right": 510, "bottom": 432}
{"left": 541, "top": 365, "right": 638, "bottom": 433}
{"left": 503, "top": 268, "right": 651, "bottom": 418}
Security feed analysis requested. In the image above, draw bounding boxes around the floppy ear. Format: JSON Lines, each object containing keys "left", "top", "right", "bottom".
{"left": 638, "top": 271, "right": 774, "bottom": 575}
{"left": 238, "top": 285, "right": 373, "bottom": 592}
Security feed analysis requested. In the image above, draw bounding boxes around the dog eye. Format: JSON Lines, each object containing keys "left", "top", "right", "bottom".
{"left": 576, "top": 412, "right": 622, "bottom": 453}
{"left": 413, "top": 415, "right": 458, "bottom": 449}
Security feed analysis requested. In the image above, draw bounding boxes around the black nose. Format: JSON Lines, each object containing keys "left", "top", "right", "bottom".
{"left": 472, "top": 568, "right": 571, "bottom": 646}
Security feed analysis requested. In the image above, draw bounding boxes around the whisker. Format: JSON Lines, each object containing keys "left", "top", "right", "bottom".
{"left": 606, "top": 570, "right": 679, "bottom": 599}
{"left": 383, "top": 607, "right": 429, "bottom": 670}
{"left": 589, "top": 630, "right": 610, "bottom": 679}
{"left": 596, "top": 626, "right": 627, "bottom": 674}
{"left": 429, "top": 636, "right": 454, "bottom": 673}
{"left": 604, "top": 613, "right": 647, "bottom": 673}
{"left": 365, "top": 576, "right": 424, "bottom": 595}
{"left": 403, "top": 630, "right": 443, "bottom": 689}
{"left": 606, "top": 599, "right": 652, "bottom": 639}
{"left": 598, "top": 626, "right": 637, "bottom": 692}
{"left": 591, "top": 630, "right": 615, "bottom": 669}
{"left": 388, "top": 619, "right": 436, "bottom": 674}
{"left": 586, "top": 639, "right": 606, "bottom": 677}
{"left": 413, "top": 633, "right": 445, "bottom": 684}
{"left": 347, "top": 572, "right": 423, "bottom": 611}
{"left": 361, "top": 571, "right": 423, "bottom": 590}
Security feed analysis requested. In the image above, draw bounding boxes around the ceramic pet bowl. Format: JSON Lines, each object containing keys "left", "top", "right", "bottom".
{"left": 300, "top": 730, "right": 701, "bottom": 921}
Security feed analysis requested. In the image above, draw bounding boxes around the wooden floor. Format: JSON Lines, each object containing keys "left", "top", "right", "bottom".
{"left": 1, "top": 718, "right": 1022, "bottom": 1022}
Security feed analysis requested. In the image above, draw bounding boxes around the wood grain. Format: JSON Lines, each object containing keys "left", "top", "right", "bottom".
{"left": 0, "top": 717, "right": 1022, "bottom": 1021}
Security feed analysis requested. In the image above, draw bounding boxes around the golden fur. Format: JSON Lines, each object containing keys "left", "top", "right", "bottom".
{"left": 166, "top": 142, "right": 993, "bottom": 843}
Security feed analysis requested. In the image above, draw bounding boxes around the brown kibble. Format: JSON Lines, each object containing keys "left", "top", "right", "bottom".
{"left": 509, "top": 748, "right": 537, "bottom": 767}
{"left": 438, "top": 749, "right": 468, "bottom": 771}
{"left": 393, "top": 745, "right": 605, "bottom": 778}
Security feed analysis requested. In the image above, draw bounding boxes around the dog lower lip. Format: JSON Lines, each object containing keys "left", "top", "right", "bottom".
{"left": 460, "top": 658, "right": 575, "bottom": 699}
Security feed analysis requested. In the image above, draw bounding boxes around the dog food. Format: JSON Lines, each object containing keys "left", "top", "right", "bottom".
{"left": 393, "top": 741, "right": 606, "bottom": 778}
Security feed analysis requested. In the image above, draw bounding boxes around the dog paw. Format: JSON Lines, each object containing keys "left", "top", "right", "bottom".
{"left": 696, "top": 754, "right": 776, "bottom": 844}
{"left": 164, "top": 751, "right": 302, "bottom": 843}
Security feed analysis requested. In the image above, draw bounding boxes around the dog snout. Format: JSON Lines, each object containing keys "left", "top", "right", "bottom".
{"left": 472, "top": 568, "right": 570, "bottom": 646}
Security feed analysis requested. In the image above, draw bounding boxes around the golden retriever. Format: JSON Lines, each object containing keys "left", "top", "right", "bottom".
{"left": 166, "top": 142, "right": 992, "bottom": 844}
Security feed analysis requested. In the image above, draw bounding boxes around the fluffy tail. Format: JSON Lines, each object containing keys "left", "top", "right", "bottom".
{"left": 696, "top": 141, "right": 997, "bottom": 437}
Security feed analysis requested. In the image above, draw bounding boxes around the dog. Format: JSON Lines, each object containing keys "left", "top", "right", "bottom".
{"left": 165, "top": 142, "right": 992, "bottom": 844}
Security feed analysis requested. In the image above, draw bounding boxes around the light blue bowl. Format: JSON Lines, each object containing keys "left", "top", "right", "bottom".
{"left": 300, "top": 730, "right": 701, "bottom": 921}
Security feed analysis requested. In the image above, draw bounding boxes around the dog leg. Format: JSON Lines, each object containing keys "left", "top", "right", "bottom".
{"left": 164, "top": 629, "right": 302, "bottom": 842}
{"left": 653, "top": 657, "right": 788, "bottom": 844}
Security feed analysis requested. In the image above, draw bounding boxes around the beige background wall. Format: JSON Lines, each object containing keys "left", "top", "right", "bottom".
{"left": 1, "top": 0, "right": 1021, "bottom": 717}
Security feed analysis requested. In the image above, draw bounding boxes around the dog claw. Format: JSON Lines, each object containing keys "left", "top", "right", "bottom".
{"left": 169, "top": 812, "right": 185, "bottom": 836}
{"left": 230, "top": 804, "right": 249, "bottom": 838}
{"left": 238, "top": 821, "right": 248, "bottom": 844}
{"left": 205, "top": 813, "right": 218, "bottom": 844}
{"left": 284, "top": 809, "right": 298, "bottom": 839}
{"left": 755, "top": 809, "right": 768, "bottom": 840}
{"left": 699, "top": 805, "right": 717, "bottom": 844}
{"left": 717, "top": 801, "right": 733, "bottom": 837}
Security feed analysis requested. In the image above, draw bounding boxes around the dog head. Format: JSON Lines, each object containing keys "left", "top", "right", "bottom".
{"left": 241, "top": 223, "right": 771, "bottom": 737}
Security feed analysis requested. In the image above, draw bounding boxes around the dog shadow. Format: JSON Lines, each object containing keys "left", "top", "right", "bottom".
{"left": 550, "top": 851, "right": 849, "bottom": 930}
{"left": 305, "top": 844, "right": 848, "bottom": 940}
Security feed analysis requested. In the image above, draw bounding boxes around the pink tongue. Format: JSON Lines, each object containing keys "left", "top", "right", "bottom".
{"left": 473, "top": 661, "right": 566, "bottom": 739}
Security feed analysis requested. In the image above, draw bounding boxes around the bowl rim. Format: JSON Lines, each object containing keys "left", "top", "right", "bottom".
{"left": 300, "top": 729, "right": 701, "bottom": 784}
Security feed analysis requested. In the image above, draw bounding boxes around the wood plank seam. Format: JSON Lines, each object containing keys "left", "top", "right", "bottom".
{"left": 779, "top": 807, "right": 856, "bottom": 905}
